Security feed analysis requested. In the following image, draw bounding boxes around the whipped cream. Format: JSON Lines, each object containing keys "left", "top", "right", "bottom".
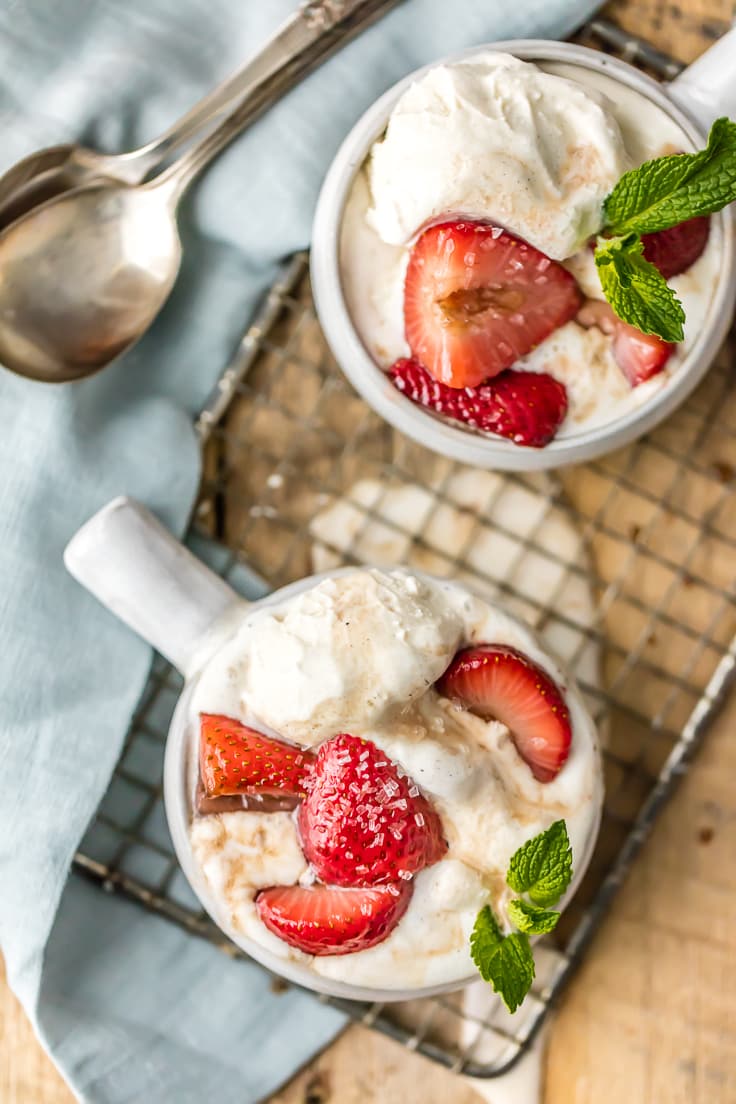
{"left": 367, "top": 53, "right": 631, "bottom": 261}
{"left": 189, "top": 568, "right": 602, "bottom": 992}
{"left": 193, "top": 570, "right": 463, "bottom": 744}
{"left": 341, "top": 58, "right": 721, "bottom": 438}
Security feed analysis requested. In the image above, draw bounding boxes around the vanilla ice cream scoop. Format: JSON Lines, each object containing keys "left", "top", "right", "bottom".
{"left": 366, "top": 52, "right": 631, "bottom": 260}
{"left": 193, "top": 569, "right": 464, "bottom": 744}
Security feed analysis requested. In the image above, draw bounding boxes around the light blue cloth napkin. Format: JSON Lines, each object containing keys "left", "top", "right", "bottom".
{"left": 0, "top": 1, "right": 602, "bottom": 1100}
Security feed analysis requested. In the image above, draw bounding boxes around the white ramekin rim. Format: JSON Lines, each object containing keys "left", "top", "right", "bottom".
{"left": 162, "top": 566, "right": 604, "bottom": 1003}
{"left": 310, "top": 39, "right": 736, "bottom": 472}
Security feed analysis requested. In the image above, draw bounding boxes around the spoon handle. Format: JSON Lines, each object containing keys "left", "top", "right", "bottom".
{"left": 118, "top": 1, "right": 398, "bottom": 184}
{"left": 152, "top": 0, "right": 400, "bottom": 202}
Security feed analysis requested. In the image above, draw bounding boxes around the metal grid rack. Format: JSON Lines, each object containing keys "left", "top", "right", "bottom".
{"left": 74, "top": 19, "right": 736, "bottom": 1080}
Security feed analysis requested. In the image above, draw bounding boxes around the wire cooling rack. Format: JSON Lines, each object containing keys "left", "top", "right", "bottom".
{"left": 74, "top": 19, "right": 736, "bottom": 1081}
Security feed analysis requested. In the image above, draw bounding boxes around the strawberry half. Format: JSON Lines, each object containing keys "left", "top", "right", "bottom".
{"left": 576, "top": 300, "right": 674, "bottom": 389}
{"left": 437, "top": 646, "right": 572, "bottom": 783}
{"left": 298, "top": 733, "right": 447, "bottom": 886}
{"left": 389, "top": 357, "right": 567, "bottom": 448}
{"left": 199, "top": 713, "right": 315, "bottom": 799}
{"left": 256, "top": 882, "right": 412, "bottom": 956}
{"left": 641, "top": 216, "right": 710, "bottom": 279}
{"left": 404, "top": 220, "right": 582, "bottom": 389}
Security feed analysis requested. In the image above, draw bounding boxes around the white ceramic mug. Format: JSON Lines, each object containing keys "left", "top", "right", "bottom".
{"left": 65, "top": 495, "right": 602, "bottom": 1001}
{"left": 310, "top": 31, "right": 736, "bottom": 470}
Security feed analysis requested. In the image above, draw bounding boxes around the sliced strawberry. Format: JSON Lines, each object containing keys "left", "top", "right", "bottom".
{"left": 437, "top": 646, "right": 572, "bottom": 783}
{"left": 641, "top": 216, "right": 710, "bottom": 279}
{"left": 611, "top": 323, "right": 674, "bottom": 387}
{"left": 404, "top": 220, "right": 582, "bottom": 389}
{"left": 298, "top": 733, "right": 446, "bottom": 886}
{"left": 199, "top": 713, "right": 315, "bottom": 799}
{"left": 576, "top": 300, "right": 674, "bottom": 389}
{"left": 256, "top": 882, "right": 412, "bottom": 956}
{"left": 389, "top": 357, "right": 567, "bottom": 448}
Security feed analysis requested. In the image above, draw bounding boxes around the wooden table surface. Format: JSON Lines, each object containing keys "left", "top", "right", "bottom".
{"left": 2, "top": 1, "right": 734, "bottom": 1101}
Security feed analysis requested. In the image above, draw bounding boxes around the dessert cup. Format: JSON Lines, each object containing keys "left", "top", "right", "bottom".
{"left": 65, "top": 496, "right": 602, "bottom": 1001}
{"left": 310, "top": 32, "right": 736, "bottom": 470}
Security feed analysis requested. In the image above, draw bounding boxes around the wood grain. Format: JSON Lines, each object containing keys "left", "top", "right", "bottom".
{"left": 545, "top": 687, "right": 736, "bottom": 1104}
{"left": 601, "top": 0, "right": 732, "bottom": 62}
{"left": 0, "top": 957, "right": 74, "bottom": 1104}
{"left": 269, "top": 1026, "right": 485, "bottom": 1104}
{"left": 2, "top": 3, "right": 735, "bottom": 1103}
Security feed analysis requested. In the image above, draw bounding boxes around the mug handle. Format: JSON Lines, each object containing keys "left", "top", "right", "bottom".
{"left": 666, "top": 27, "right": 736, "bottom": 130}
{"left": 64, "top": 496, "right": 245, "bottom": 676}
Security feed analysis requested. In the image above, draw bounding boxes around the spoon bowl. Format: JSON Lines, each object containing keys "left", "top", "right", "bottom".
{"left": 0, "top": 72, "right": 259, "bottom": 384}
{"left": 0, "top": 183, "right": 180, "bottom": 381}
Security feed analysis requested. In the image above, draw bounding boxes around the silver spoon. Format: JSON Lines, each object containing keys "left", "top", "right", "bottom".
{"left": 0, "top": 0, "right": 399, "bottom": 383}
{"left": 0, "top": 0, "right": 384, "bottom": 231}
{"left": 0, "top": 87, "right": 286, "bottom": 382}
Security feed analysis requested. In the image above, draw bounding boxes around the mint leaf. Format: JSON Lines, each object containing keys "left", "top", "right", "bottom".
{"left": 471, "top": 907, "right": 535, "bottom": 1013}
{"left": 604, "top": 116, "right": 736, "bottom": 235}
{"left": 470, "top": 905, "right": 504, "bottom": 977}
{"left": 507, "top": 820, "right": 573, "bottom": 907}
{"left": 471, "top": 822, "right": 575, "bottom": 1012}
{"left": 482, "top": 933, "right": 535, "bottom": 1014}
{"left": 594, "top": 234, "right": 685, "bottom": 342}
{"left": 507, "top": 898, "right": 560, "bottom": 935}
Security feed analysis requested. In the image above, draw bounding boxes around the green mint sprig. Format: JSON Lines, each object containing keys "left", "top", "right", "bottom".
{"left": 594, "top": 117, "right": 736, "bottom": 341}
{"left": 470, "top": 819, "right": 573, "bottom": 1013}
